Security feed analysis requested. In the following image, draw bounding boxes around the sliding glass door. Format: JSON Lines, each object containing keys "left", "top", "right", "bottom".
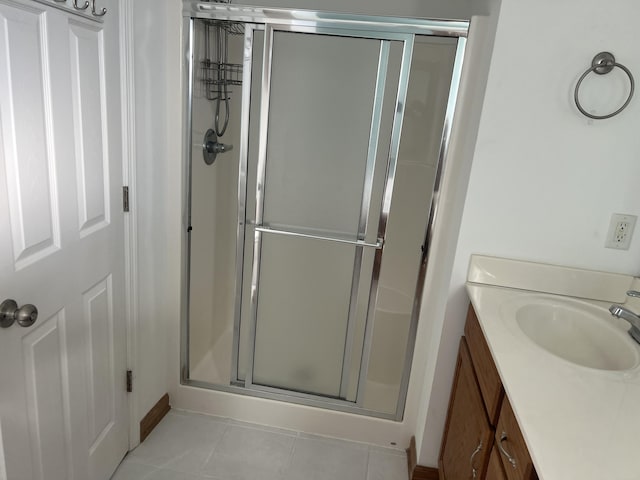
{"left": 237, "top": 25, "right": 411, "bottom": 403}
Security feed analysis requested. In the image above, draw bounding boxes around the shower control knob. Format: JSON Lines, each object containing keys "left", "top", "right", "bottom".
{"left": 203, "top": 129, "right": 233, "bottom": 165}
{"left": 215, "top": 142, "right": 232, "bottom": 153}
{"left": 205, "top": 141, "right": 233, "bottom": 154}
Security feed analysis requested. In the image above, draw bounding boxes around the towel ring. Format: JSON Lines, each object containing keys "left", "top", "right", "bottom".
{"left": 574, "top": 52, "right": 634, "bottom": 120}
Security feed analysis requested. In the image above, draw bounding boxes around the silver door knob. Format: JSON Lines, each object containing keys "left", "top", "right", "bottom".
{"left": 0, "top": 299, "right": 38, "bottom": 328}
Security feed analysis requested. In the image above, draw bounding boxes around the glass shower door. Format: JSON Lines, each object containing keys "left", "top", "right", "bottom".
{"left": 243, "top": 27, "right": 408, "bottom": 400}
{"left": 183, "top": 8, "right": 469, "bottom": 420}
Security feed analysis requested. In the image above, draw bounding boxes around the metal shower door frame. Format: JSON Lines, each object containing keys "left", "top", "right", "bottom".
{"left": 237, "top": 21, "right": 414, "bottom": 407}
{"left": 181, "top": 4, "right": 470, "bottom": 421}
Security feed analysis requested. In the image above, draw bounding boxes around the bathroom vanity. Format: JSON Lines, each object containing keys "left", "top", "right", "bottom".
{"left": 439, "top": 256, "right": 640, "bottom": 480}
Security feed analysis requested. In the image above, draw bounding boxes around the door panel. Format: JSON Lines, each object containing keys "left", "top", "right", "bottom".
{"left": 252, "top": 234, "right": 361, "bottom": 397}
{"left": 84, "top": 276, "right": 116, "bottom": 451}
{"left": 0, "top": 4, "right": 60, "bottom": 269}
{"left": 22, "top": 311, "right": 71, "bottom": 480}
{"left": 0, "top": 1, "right": 127, "bottom": 479}
{"left": 247, "top": 27, "right": 401, "bottom": 401}
{"left": 262, "top": 31, "right": 382, "bottom": 238}
{"left": 69, "top": 21, "right": 110, "bottom": 236}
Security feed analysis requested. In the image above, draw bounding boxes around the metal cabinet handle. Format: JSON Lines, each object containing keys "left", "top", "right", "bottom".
{"left": 0, "top": 299, "right": 38, "bottom": 328}
{"left": 469, "top": 440, "right": 482, "bottom": 479}
{"left": 497, "top": 431, "right": 517, "bottom": 469}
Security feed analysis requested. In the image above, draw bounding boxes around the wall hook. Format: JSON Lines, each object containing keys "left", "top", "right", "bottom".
{"left": 91, "top": 0, "right": 107, "bottom": 16}
{"left": 73, "top": 0, "right": 89, "bottom": 11}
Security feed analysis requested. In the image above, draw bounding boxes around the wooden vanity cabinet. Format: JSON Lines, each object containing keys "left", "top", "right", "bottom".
{"left": 439, "top": 305, "right": 538, "bottom": 480}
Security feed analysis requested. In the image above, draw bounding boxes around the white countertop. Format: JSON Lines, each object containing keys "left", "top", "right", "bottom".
{"left": 465, "top": 255, "right": 640, "bottom": 480}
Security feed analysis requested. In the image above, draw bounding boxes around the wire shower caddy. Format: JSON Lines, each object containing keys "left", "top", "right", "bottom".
{"left": 201, "top": 19, "right": 244, "bottom": 102}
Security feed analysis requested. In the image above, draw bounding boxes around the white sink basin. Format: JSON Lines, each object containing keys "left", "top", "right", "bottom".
{"left": 509, "top": 296, "right": 640, "bottom": 371}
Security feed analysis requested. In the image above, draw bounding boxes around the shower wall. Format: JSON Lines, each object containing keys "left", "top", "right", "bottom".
{"left": 189, "top": 22, "right": 243, "bottom": 383}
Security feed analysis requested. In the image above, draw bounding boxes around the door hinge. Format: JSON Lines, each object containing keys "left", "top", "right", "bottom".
{"left": 126, "top": 369, "right": 133, "bottom": 393}
{"left": 122, "top": 186, "right": 130, "bottom": 212}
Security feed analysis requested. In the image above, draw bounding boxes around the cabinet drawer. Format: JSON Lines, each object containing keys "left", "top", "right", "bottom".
{"left": 495, "top": 396, "right": 538, "bottom": 480}
{"left": 464, "top": 305, "right": 503, "bottom": 425}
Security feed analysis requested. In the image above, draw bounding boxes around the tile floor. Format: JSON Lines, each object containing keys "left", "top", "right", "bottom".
{"left": 111, "top": 410, "right": 409, "bottom": 480}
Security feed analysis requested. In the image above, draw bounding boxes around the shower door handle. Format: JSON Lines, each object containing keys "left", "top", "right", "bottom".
{"left": 255, "top": 226, "right": 383, "bottom": 249}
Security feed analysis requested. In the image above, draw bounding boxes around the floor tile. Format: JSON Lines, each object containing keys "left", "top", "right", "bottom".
{"left": 146, "top": 468, "right": 217, "bottom": 480}
{"left": 366, "top": 449, "right": 409, "bottom": 480}
{"left": 112, "top": 410, "right": 409, "bottom": 480}
{"left": 285, "top": 436, "right": 369, "bottom": 480}
{"left": 111, "top": 461, "right": 158, "bottom": 480}
{"left": 227, "top": 418, "right": 299, "bottom": 437}
{"left": 201, "top": 424, "right": 295, "bottom": 480}
{"left": 128, "top": 411, "right": 227, "bottom": 473}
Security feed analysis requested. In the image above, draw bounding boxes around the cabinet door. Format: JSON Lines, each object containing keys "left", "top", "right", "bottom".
{"left": 485, "top": 446, "right": 507, "bottom": 480}
{"left": 465, "top": 305, "right": 503, "bottom": 426}
{"left": 495, "top": 397, "right": 538, "bottom": 480}
{"left": 440, "top": 339, "right": 493, "bottom": 480}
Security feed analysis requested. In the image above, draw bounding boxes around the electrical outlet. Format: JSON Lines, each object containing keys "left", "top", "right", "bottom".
{"left": 605, "top": 213, "right": 637, "bottom": 250}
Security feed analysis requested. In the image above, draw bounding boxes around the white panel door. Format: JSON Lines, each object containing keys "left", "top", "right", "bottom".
{"left": 0, "top": 1, "right": 128, "bottom": 479}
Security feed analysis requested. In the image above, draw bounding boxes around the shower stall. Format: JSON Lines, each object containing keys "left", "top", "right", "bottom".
{"left": 182, "top": 3, "right": 468, "bottom": 420}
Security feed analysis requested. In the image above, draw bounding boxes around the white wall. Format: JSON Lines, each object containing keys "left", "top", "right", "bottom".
{"left": 409, "top": 9, "right": 500, "bottom": 464}
{"left": 416, "top": 0, "right": 640, "bottom": 466}
{"left": 131, "top": 0, "right": 183, "bottom": 440}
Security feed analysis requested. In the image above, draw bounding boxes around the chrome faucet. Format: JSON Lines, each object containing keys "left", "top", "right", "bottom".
{"left": 610, "top": 290, "right": 640, "bottom": 344}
